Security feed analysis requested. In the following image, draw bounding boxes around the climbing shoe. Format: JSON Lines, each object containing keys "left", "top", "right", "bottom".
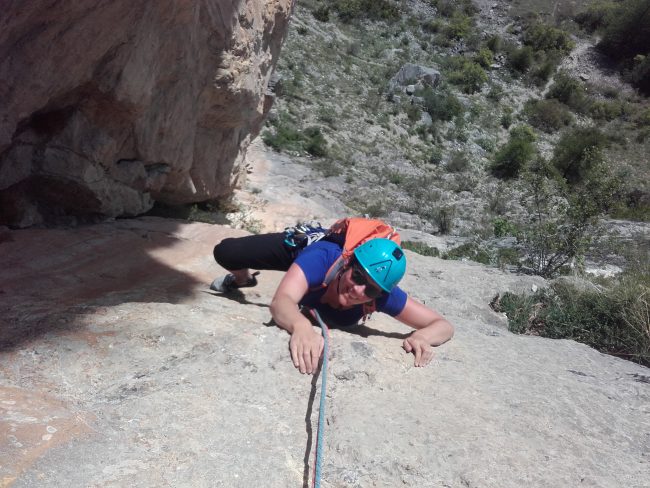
{"left": 210, "top": 271, "right": 260, "bottom": 293}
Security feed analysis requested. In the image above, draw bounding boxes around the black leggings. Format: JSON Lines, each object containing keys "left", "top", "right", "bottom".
{"left": 213, "top": 233, "right": 295, "bottom": 272}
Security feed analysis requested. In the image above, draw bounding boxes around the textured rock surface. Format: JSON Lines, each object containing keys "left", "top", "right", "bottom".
{"left": 0, "top": 0, "right": 293, "bottom": 227}
{"left": 1, "top": 218, "right": 648, "bottom": 487}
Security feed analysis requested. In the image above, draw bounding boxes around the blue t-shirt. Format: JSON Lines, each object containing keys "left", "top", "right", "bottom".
{"left": 293, "top": 241, "right": 408, "bottom": 327}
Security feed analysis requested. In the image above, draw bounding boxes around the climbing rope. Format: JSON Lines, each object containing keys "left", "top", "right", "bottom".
{"left": 311, "top": 309, "right": 330, "bottom": 488}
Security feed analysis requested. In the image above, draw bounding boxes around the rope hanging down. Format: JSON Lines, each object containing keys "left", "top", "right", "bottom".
{"left": 311, "top": 309, "right": 330, "bottom": 488}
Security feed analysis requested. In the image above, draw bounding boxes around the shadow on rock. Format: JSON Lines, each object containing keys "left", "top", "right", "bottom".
{"left": 0, "top": 217, "right": 239, "bottom": 351}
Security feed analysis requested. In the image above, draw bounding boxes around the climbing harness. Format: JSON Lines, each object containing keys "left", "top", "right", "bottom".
{"left": 311, "top": 309, "right": 330, "bottom": 488}
{"left": 283, "top": 221, "right": 328, "bottom": 253}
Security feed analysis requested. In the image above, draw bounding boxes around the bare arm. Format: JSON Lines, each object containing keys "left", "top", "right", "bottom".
{"left": 395, "top": 297, "right": 454, "bottom": 367}
{"left": 270, "top": 263, "right": 324, "bottom": 374}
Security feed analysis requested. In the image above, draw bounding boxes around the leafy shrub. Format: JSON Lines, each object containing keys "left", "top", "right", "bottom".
{"left": 434, "top": 207, "right": 455, "bottom": 234}
{"left": 523, "top": 22, "right": 575, "bottom": 55}
{"left": 551, "top": 127, "right": 607, "bottom": 184}
{"left": 598, "top": 0, "right": 650, "bottom": 61}
{"left": 474, "top": 47, "right": 494, "bottom": 68}
{"left": 589, "top": 100, "right": 625, "bottom": 120}
{"left": 524, "top": 98, "right": 573, "bottom": 132}
{"left": 476, "top": 137, "right": 496, "bottom": 152}
{"left": 304, "top": 127, "right": 329, "bottom": 157}
{"left": 262, "top": 116, "right": 304, "bottom": 153}
{"left": 493, "top": 217, "right": 519, "bottom": 237}
{"left": 446, "top": 150, "right": 471, "bottom": 172}
{"left": 500, "top": 108, "right": 513, "bottom": 128}
{"left": 546, "top": 72, "right": 590, "bottom": 113}
{"left": 596, "top": 0, "right": 650, "bottom": 94}
{"left": 626, "top": 54, "right": 650, "bottom": 95}
{"left": 530, "top": 58, "right": 557, "bottom": 86}
{"left": 508, "top": 46, "right": 534, "bottom": 73}
{"left": 448, "top": 60, "right": 487, "bottom": 94}
{"left": 421, "top": 87, "right": 464, "bottom": 121}
{"left": 442, "top": 242, "right": 492, "bottom": 265}
{"left": 493, "top": 268, "right": 650, "bottom": 367}
{"left": 429, "top": 146, "right": 444, "bottom": 165}
{"left": 490, "top": 125, "right": 537, "bottom": 179}
{"left": 431, "top": 0, "right": 477, "bottom": 17}
{"left": 401, "top": 241, "right": 440, "bottom": 257}
{"left": 313, "top": 6, "right": 330, "bottom": 22}
{"left": 575, "top": 1, "right": 619, "bottom": 32}
{"left": 517, "top": 157, "right": 621, "bottom": 277}
{"left": 497, "top": 247, "right": 521, "bottom": 267}
{"left": 405, "top": 103, "right": 422, "bottom": 123}
{"left": 334, "top": 0, "right": 400, "bottom": 22}
{"left": 443, "top": 12, "right": 473, "bottom": 40}
{"left": 262, "top": 119, "right": 329, "bottom": 158}
{"left": 486, "top": 35, "right": 502, "bottom": 53}
{"left": 422, "top": 19, "right": 442, "bottom": 33}
{"left": 313, "top": 157, "right": 342, "bottom": 177}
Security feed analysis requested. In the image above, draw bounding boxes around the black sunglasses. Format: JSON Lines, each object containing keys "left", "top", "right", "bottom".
{"left": 350, "top": 265, "right": 384, "bottom": 299}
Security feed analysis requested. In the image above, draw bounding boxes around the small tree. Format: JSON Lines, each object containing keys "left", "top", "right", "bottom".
{"left": 449, "top": 60, "right": 487, "bottom": 94}
{"left": 490, "top": 125, "right": 537, "bottom": 179}
{"left": 518, "top": 158, "right": 621, "bottom": 277}
{"left": 552, "top": 127, "right": 607, "bottom": 184}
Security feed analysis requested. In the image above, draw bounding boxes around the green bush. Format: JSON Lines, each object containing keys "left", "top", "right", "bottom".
{"left": 448, "top": 60, "right": 487, "bottom": 94}
{"left": 304, "top": 126, "right": 329, "bottom": 157}
{"left": 589, "top": 100, "right": 625, "bottom": 120}
{"left": 422, "top": 18, "right": 441, "bottom": 32}
{"left": 434, "top": 207, "right": 455, "bottom": 234}
{"left": 405, "top": 103, "right": 422, "bottom": 123}
{"left": 262, "top": 118, "right": 329, "bottom": 158}
{"left": 625, "top": 54, "right": 650, "bottom": 95}
{"left": 313, "top": 6, "right": 330, "bottom": 22}
{"left": 401, "top": 241, "right": 440, "bottom": 257}
{"left": 530, "top": 58, "right": 557, "bottom": 86}
{"left": 516, "top": 157, "right": 621, "bottom": 277}
{"left": 595, "top": 0, "right": 650, "bottom": 94}
{"left": 490, "top": 125, "right": 537, "bottom": 179}
{"left": 508, "top": 46, "right": 534, "bottom": 73}
{"left": 500, "top": 108, "right": 513, "bottom": 128}
{"left": 546, "top": 72, "right": 590, "bottom": 113}
{"left": 474, "top": 47, "right": 494, "bottom": 68}
{"left": 551, "top": 127, "right": 607, "bottom": 184}
{"left": 493, "top": 268, "right": 650, "bottom": 367}
{"left": 429, "top": 146, "right": 444, "bottom": 165}
{"left": 493, "top": 217, "right": 519, "bottom": 237}
{"left": 524, "top": 98, "right": 573, "bottom": 132}
{"left": 262, "top": 117, "right": 304, "bottom": 153}
{"left": 497, "top": 247, "right": 521, "bottom": 267}
{"left": 334, "top": 0, "right": 400, "bottom": 22}
{"left": 431, "top": 0, "right": 477, "bottom": 17}
{"left": 486, "top": 35, "right": 502, "bottom": 53}
{"left": 422, "top": 87, "right": 464, "bottom": 121}
{"left": 575, "top": 1, "right": 620, "bottom": 32}
{"left": 523, "top": 22, "right": 575, "bottom": 55}
{"left": 446, "top": 150, "right": 471, "bottom": 172}
{"left": 443, "top": 12, "right": 473, "bottom": 40}
{"left": 598, "top": 0, "right": 650, "bottom": 62}
{"left": 476, "top": 137, "right": 496, "bottom": 152}
{"left": 442, "top": 242, "right": 492, "bottom": 265}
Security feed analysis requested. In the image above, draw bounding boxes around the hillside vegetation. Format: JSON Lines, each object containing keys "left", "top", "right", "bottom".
{"left": 257, "top": 0, "right": 650, "bottom": 366}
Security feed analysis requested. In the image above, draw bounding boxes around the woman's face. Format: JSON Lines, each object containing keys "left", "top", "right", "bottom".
{"left": 335, "top": 264, "right": 384, "bottom": 307}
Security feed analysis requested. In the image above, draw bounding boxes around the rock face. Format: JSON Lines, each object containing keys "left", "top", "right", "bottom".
{"left": 0, "top": 0, "right": 294, "bottom": 227}
{"left": 1, "top": 218, "right": 648, "bottom": 487}
{"left": 388, "top": 63, "right": 441, "bottom": 93}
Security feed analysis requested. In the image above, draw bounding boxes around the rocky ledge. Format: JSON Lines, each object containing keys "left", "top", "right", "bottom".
{"left": 0, "top": 217, "right": 648, "bottom": 487}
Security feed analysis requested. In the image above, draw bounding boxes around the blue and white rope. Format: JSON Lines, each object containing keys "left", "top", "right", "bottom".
{"left": 312, "top": 309, "right": 329, "bottom": 488}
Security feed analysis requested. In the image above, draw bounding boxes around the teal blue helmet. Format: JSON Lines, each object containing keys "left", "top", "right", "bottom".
{"left": 353, "top": 238, "right": 406, "bottom": 293}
